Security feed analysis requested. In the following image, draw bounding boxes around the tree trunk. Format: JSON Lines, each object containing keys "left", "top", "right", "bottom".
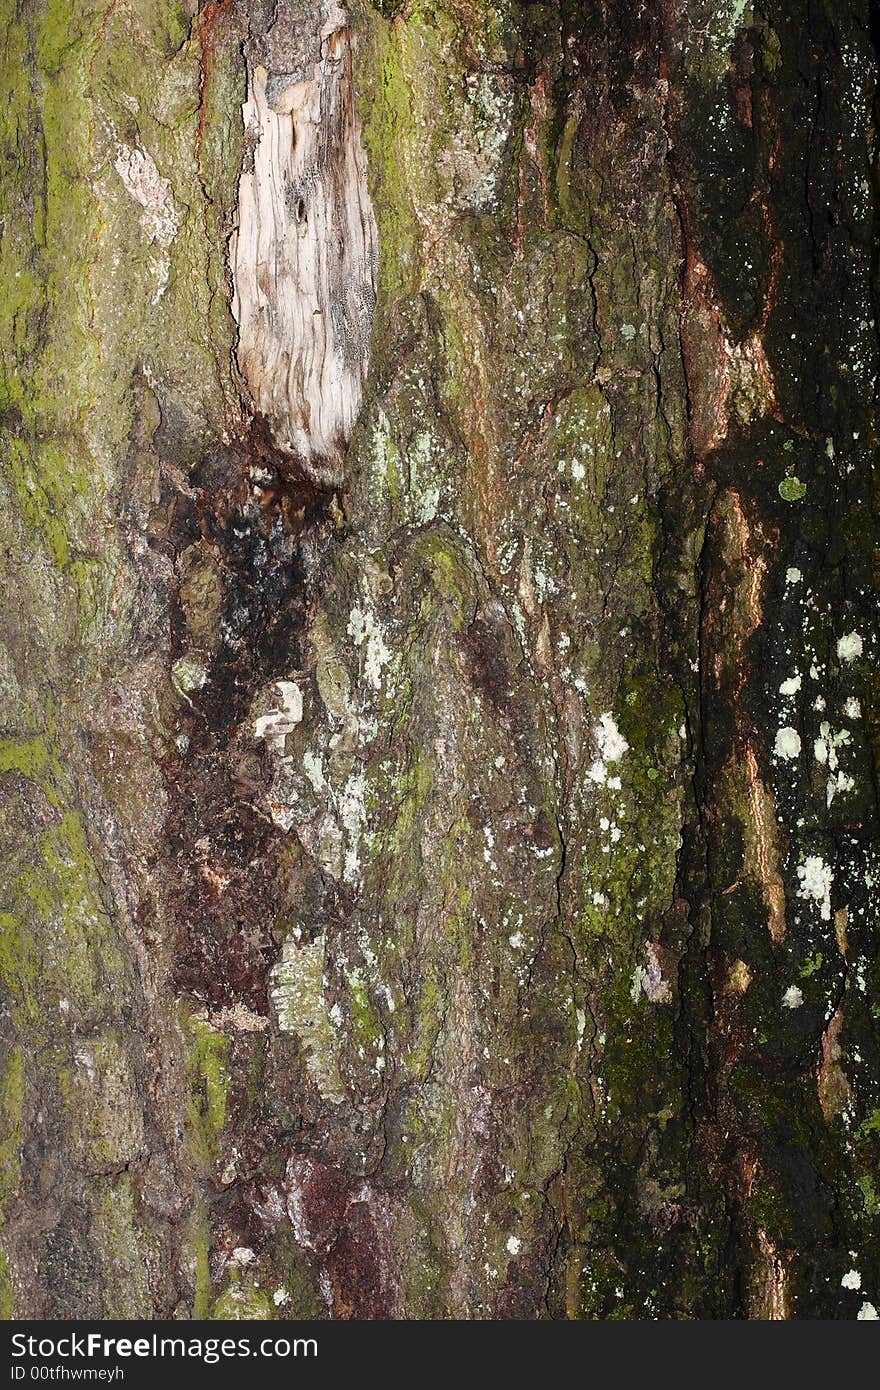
{"left": 1, "top": 0, "right": 878, "bottom": 1320}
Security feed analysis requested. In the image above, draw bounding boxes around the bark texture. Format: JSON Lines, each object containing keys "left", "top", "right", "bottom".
{"left": 1, "top": 0, "right": 879, "bottom": 1319}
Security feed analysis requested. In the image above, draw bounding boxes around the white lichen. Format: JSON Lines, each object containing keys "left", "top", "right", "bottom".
{"left": 339, "top": 769, "right": 367, "bottom": 882}
{"left": 113, "top": 142, "right": 179, "bottom": 302}
{"left": 113, "top": 144, "right": 178, "bottom": 246}
{"left": 270, "top": 936, "right": 344, "bottom": 1102}
{"left": 595, "top": 712, "right": 629, "bottom": 762}
{"left": 837, "top": 632, "right": 863, "bottom": 664}
{"left": 253, "top": 680, "right": 303, "bottom": 752}
{"left": 171, "top": 653, "right": 208, "bottom": 698}
{"left": 797, "top": 855, "right": 833, "bottom": 921}
{"left": 630, "top": 943, "right": 670, "bottom": 1004}
{"left": 230, "top": 1247, "right": 257, "bottom": 1267}
{"left": 589, "top": 712, "right": 629, "bottom": 785}
{"left": 302, "top": 748, "right": 326, "bottom": 793}
{"left": 348, "top": 604, "right": 391, "bottom": 691}
{"left": 773, "top": 727, "right": 801, "bottom": 761}
{"left": 813, "top": 722, "right": 855, "bottom": 805}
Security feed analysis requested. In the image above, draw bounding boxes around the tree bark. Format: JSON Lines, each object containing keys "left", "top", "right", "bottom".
{"left": 1, "top": 0, "right": 878, "bottom": 1319}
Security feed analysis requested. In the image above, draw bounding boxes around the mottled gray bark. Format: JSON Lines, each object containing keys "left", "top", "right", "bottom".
{"left": 0, "top": 0, "right": 878, "bottom": 1319}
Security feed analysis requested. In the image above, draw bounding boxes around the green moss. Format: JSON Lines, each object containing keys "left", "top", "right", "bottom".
{"left": 211, "top": 1275, "right": 276, "bottom": 1321}
{"left": 0, "top": 737, "right": 53, "bottom": 785}
{"left": 414, "top": 527, "right": 480, "bottom": 627}
{"left": 0, "top": 1248, "right": 14, "bottom": 1318}
{"left": 761, "top": 25, "right": 782, "bottom": 75}
{"left": 799, "top": 951, "right": 823, "bottom": 978}
{"left": 1, "top": 803, "right": 128, "bottom": 1030}
{"left": 402, "top": 970, "right": 445, "bottom": 1079}
{"left": 0, "top": 913, "right": 38, "bottom": 1025}
{"left": 575, "top": 670, "right": 684, "bottom": 944}
{"left": 857, "top": 1173, "right": 880, "bottom": 1217}
{"left": 554, "top": 111, "right": 580, "bottom": 224}
{"left": 346, "top": 970, "right": 385, "bottom": 1055}
{"left": 0, "top": 0, "right": 247, "bottom": 1317}
{"left": 357, "top": 17, "right": 422, "bottom": 302}
{"left": 0, "top": 1049, "right": 25, "bottom": 1217}
{"left": 779, "top": 476, "right": 807, "bottom": 502}
{"left": 186, "top": 1013, "right": 230, "bottom": 1167}
{"left": 90, "top": 1176, "right": 156, "bottom": 1318}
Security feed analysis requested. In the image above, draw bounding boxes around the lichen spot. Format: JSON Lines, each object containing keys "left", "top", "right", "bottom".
{"left": 782, "top": 985, "right": 804, "bottom": 1010}
{"left": 589, "top": 712, "right": 629, "bottom": 784}
{"left": 837, "top": 632, "right": 863, "bottom": 664}
{"left": 630, "top": 943, "right": 670, "bottom": 1004}
{"left": 729, "top": 959, "right": 752, "bottom": 995}
{"left": 253, "top": 679, "right": 303, "bottom": 750}
{"left": 348, "top": 605, "right": 391, "bottom": 691}
{"left": 773, "top": 727, "right": 801, "bottom": 761}
{"left": 778, "top": 476, "right": 807, "bottom": 502}
{"left": 841, "top": 1269, "right": 862, "bottom": 1291}
{"left": 230, "top": 1246, "right": 257, "bottom": 1267}
{"left": 797, "top": 855, "right": 833, "bottom": 921}
{"left": 113, "top": 142, "right": 178, "bottom": 249}
{"left": 595, "top": 712, "right": 629, "bottom": 762}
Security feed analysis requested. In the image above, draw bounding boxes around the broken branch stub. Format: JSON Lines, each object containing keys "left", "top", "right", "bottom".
{"left": 231, "top": 23, "right": 378, "bottom": 486}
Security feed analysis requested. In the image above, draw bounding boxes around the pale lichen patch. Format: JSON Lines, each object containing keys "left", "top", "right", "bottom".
{"left": 113, "top": 144, "right": 178, "bottom": 248}
{"left": 252, "top": 680, "right": 304, "bottom": 753}
{"left": 630, "top": 942, "right": 671, "bottom": 1004}
{"left": 270, "top": 936, "right": 344, "bottom": 1103}
{"left": 172, "top": 653, "right": 208, "bottom": 700}
{"left": 837, "top": 632, "right": 863, "bottom": 663}
{"left": 588, "top": 712, "right": 629, "bottom": 785}
{"left": 797, "top": 855, "right": 833, "bottom": 921}
{"left": 112, "top": 142, "right": 179, "bottom": 302}
{"left": 773, "top": 727, "right": 801, "bottom": 761}
{"left": 347, "top": 604, "right": 391, "bottom": 692}
{"left": 729, "top": 959, "right": 752, "bottom": 994}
